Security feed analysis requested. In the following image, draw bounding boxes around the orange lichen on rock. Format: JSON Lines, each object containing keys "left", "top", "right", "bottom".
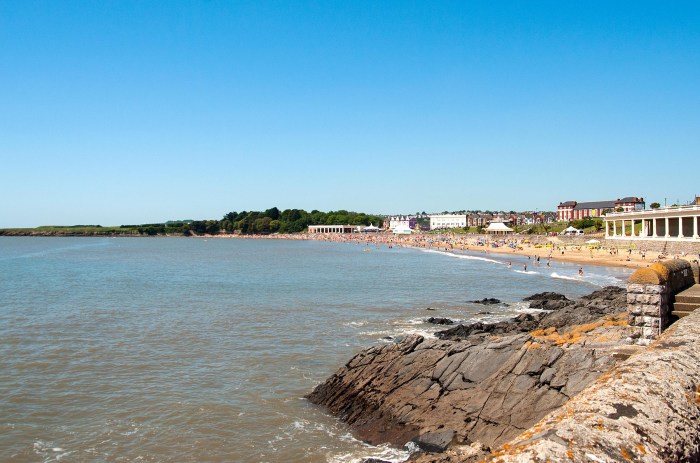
{"left": 620, "top": 446, "right": 633, "bottom": 460}
{"left": 529, "top": 314, "right": 629, "bottom": 346}
{"left": 524, "top": 341, "right": 544, "bottom": 350}
{"left": 628, "top": 267, "right": 665, "bottom": 285}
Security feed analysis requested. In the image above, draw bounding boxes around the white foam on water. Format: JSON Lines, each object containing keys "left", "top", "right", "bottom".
{"left": 585, "top": 273, "right": 626, "bottom": 288}
{"left": 392, "top": 318, "right": 424, "bottom": 326}
{"left": 418, "top": 248, "right": 503, "bottom": 265}
{"left": 360, "top": 327, "right": 437, "bottom": 341}
{"left": 33, "top": 441, "right": 72, "bottom": 462}
{"left": 327, "top": 435, "right": 414, "bottom": 463}
{"left": 279, "top": 418, "right": 414, "bottom": 463}
{"left": 513, "top": 270, "right": 539, "bottom": 275}
{"left": 343, "top": 321, "right": 368, "bottom": 327}
{"left": 550, "top": 272, "right": 580, "bottom": 282}
{"left": 550, "top": 270, "right": 625, "bottom": 288}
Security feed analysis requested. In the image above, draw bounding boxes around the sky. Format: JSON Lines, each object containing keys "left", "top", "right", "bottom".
{"left": 1, "top": 1, "right": 699, "bottom": 227}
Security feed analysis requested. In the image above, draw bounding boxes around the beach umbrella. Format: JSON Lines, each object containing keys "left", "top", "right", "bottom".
{"left": 586, "top": 239, "right": 600, "bottom": 244}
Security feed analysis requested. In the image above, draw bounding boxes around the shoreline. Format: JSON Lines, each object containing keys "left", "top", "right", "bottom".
{"left": 4, "top": 230, "right": 695, "bottom": 270}
{"left": 199, "top": 232, "right": 670, "bottom": 270}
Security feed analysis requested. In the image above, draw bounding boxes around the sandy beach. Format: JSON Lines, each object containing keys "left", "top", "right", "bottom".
{"left": 206, "top": 232, "right": 698, "bottom": 270}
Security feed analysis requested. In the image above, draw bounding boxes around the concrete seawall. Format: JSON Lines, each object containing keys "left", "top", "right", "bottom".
{"left": 484, "top": 309, "right": 700, "bottom": 463}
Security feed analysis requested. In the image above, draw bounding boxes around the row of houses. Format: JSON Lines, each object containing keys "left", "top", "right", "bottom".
{"left": 385, "top": 212, "right": 556, "bottom": 232}
{"left": 557, "top": 197, "right": 645, "bottom": 221}
{"left": 309, "top": 196, "right": 649, "bottom": 234}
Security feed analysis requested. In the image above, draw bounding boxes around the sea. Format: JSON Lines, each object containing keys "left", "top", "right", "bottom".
{"left": 0, "top": 237, "right": 632, "bottom": 463}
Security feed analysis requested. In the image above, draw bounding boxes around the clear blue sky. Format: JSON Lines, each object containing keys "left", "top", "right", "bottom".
{"left": 1, "top": 1, "right": 698, "bottom": 227}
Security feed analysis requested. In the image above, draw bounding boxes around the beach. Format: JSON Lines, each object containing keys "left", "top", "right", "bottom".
{"left": 204, "top": 231, "right": 682, "bottom": 270}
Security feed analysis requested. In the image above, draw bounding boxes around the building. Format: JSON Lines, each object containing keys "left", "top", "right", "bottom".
{"left": 557, "top": 197, "right": 645, "bottom": 221}
{"left": 467, "top": 213, "right": 491, "bottom": 228}
{"left": 386, "top": 215, "right": 417, "bottom": 231}
{"left": 429, "top": 214, "right": 467, "bottom": 230}
{"left": 484, "top": 222, "right": 514, "bottom": 235}
{"left": 605, "top": 204, "right": 700, "bottom": 241}
{"left": 307, "top": 224, "right": 357, "bottom": 234}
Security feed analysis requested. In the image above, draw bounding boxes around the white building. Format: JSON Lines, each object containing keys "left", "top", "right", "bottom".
{"left": 605, "top": 204, "right": 700, "bottom": 242}
{"left": 307, "top": 225, "right": 357, "bottom": 234}
{"left": 485, "top": 222, "right": 514, "bottom": 235}
{"left": 387, "top": 215, "right": 417, "bottom": 230}
{"left": 429, "top": 214, "right": 467, "bottom": 230}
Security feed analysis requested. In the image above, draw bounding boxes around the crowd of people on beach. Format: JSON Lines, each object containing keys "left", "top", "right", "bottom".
{"left": 209, "top": 230, "right": 700, "bottom": 269}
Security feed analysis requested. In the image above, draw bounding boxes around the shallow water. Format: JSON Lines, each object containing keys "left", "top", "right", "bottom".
{"left": 0, "top": 237, "right": 632, "bottom": 462}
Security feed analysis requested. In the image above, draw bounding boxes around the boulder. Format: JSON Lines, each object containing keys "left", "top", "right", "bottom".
{"left": 427, "top": 317, "right": 454, "bottom": 325}
{"left": 523, "top": 292, "right": 570, "bottom": 301}
{"left": 411, "top": 430, "right": 456, "bottom": 452}
{"left": 470, "top": 298, "right": 502, "bottom": 305}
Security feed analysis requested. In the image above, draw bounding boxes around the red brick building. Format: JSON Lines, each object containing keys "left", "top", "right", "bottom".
{"left": 557, "top": 197, "right": 645, "bottom": 221}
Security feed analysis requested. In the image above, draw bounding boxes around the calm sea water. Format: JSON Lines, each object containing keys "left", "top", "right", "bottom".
{"left": 0, "top": 237, "right": 632, "bottom": 463}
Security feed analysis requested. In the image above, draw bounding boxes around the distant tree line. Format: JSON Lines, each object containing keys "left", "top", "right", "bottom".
{"left": 211, "top": 207, "right": 383, "bottom": 235}
{"left": 117, "top": 208, "right": 384, "bottom": 236}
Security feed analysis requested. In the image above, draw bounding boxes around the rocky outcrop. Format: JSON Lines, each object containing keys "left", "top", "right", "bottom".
{"left": 307, "top": 287, "right": 632, "bottom": 461}
{"left": 522, "top": 291, "right": 573, "bottom": 311}
{"left": 436, "top": 286, "right": 625, "bottom": 342}
{"left": 484, "top": 308, "right": 700, "bottom": 463}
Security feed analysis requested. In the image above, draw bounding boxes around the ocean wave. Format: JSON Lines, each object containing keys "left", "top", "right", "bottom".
{"left": 328, "top": 436, "right": 415, "bottom": 463}
{"left": 513, "top": 270, "right": 539, "bottom": 275}
{"left": 550, "top": 272, "right": 580, "bottom": 282}
{"left": 585, "top": 273, "right": 626, "bottom": 288}
{"left": 342, "top": 321, "right": 368, "bottom": 327}
{"left": 280, "top": 419, "right": 414, "bottom": 463}
{"left": 550, "top": 271, "right": 624, "bottom": 288}
{"left": 418, "top": 248, "right": 503, "bottom": 265}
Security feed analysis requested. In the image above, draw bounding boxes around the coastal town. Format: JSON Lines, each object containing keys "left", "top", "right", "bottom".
{"left": 304, "top": 195, "right": 700, "bottom": 269}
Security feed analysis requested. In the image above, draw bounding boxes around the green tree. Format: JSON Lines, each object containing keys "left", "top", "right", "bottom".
{"left": 650, "top": 202, "right": 661, "bottom": 209}
{"left": 264, "top": 207, "right": 280, "bottom": 220}
{"left": 205, "top": 220, "right": 220, "bottom": 234}
{"left": 254, "top": 217, "right": 272, "bottom": 234}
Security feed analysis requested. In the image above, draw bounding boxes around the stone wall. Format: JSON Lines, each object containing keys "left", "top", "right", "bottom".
{"left": 626, "top": 260, "right": 695, "bottom": 345}
{"left": 603, "top": 238, "right": 700, "bottom": 255}
{"left": 483, "top": 309, "right": 700, "bottom": 463}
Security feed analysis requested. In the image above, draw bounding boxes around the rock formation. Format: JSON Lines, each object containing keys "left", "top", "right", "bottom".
{"left": 307, "top": 286, "right": 634, "bottom": 462}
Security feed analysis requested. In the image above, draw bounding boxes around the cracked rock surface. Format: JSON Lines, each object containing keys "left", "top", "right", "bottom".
{"left": 306, "top": 286, "right": 633, "bottom": 462}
